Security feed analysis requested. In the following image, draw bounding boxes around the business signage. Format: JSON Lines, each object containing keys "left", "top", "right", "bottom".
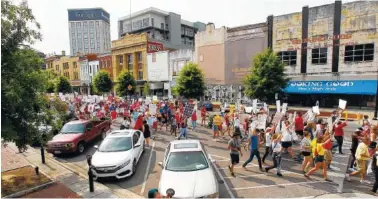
{"left": 68, "top": 9, "right": 110, "bottom": 23}
{"left": 285, "top": 80, "right": 377, "bottom": 95}
{"left": 147, "top": 41, "right": 163, "bottom": 53}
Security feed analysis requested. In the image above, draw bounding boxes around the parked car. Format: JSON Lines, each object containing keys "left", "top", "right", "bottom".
{"left": 158, "top": 140, "right": 219, "bottom": 198}
{"left": 91, "top": 129, "right": 145, "bottom": 180}
{"left": 199, "top": 101, "right": 213, "bottom": 111}
{"left": 46, "top": 119, "right": 111, "bottom": 155}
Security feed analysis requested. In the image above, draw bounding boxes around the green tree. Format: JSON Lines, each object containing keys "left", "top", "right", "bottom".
{"left": 93, "top": 71, "right": 113, "bottom": 94}
{"left": 116, "top": 71, "right": 136, "bottom": 97}
{"left": 55, "top": 76, "right": 72, "bottom": 94}
{"left": 1, "top": 0, "right": 49, "bottom": 151}
{"left": 143, "top": 82, "right": 150, "bottom": 96}
{"left": 174, "top": 62, "right": 205, "bottom": 99}
{"left": 243, "top": 49, "right": 290, "bottom": 101}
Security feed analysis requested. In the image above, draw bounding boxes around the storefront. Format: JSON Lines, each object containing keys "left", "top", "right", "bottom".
{"left": 284, "top": 80, "right": 377, "bottom": 108}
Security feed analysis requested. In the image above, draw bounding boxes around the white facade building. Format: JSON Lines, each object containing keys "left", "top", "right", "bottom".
{"left": 68, "top": 8, "right": 111, "bottom": 56}
{"left": 80, "top": 59, "right": 100, "bottom": 94}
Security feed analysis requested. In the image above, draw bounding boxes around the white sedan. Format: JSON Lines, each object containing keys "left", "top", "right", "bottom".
{"left": 91, "top": 129, "right": 145, "bottom": 180}
{"left": 158, "top": 140, "right": 219, "bottom": 198}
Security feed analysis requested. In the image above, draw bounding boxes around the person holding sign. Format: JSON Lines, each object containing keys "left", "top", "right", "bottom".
{"left": 304, "top": 135, "right": 332, "bottom": 182}
{"left": 334, "top": 121, "right": 347, "bottom": 154}
{"left": 265, "top": 133, "right": 283, "bottom": 177}
{"left": 227, "top": 132, "right": 243, "bottom": 177}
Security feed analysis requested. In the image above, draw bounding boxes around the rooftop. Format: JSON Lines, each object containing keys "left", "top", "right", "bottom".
{"left": 67, "top": 7, "right": 109, "bottom": 15}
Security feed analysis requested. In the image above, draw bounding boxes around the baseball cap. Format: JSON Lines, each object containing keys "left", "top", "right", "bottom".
{"left": 148, "top": 189, "right": 159, "bottom": 198}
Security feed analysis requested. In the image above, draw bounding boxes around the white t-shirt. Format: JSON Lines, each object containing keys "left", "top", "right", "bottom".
{"left": 266, "top": 133, "right": 272, "bottom": 147}
{"left": 316, "top": 124, "right": 322, "bottom": 132}
{"left": 234, "top": 118, "right": 240, "bottom": 127}
{"left": 272, "top": 141, "right": 281, "bottom": 152}
{"left": 282, "top": 132, "right": 292, "bottom": 142}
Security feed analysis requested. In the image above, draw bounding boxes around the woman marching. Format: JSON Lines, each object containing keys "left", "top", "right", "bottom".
{"left": 304, "top": 135, "right": 332, "bottom": 181}
{"left": 301, "top": 131, "right": 313, "bottom": 173}
{"left": 265, "top": 133, "right": 283, "bottom": 177}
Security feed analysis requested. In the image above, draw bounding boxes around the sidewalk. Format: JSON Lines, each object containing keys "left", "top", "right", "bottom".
{"left": 312, "top": 192, "right": 377, "bottom": 198}
{"left": 2, "top": 143, "right": 143, "bottom": 198}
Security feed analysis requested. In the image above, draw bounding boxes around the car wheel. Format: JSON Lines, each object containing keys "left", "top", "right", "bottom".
{"left": 77, "top": 142, "right": 85, "bottom": 154}
{"left": 101, "top": 131, "right": 106, "bottom": 139}
{"left": 132, "top": 160, "right": 137, "bottom": 175}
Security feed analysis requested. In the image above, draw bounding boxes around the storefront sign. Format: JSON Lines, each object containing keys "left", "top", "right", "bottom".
{"left": 285, "top": 80, "right": 377, "bottom": 95}
{"left": 68, "top": 9, "right": 109, "bottom": 23}
{"left": 147, "top": 41, "right": 163, "bottom": 53}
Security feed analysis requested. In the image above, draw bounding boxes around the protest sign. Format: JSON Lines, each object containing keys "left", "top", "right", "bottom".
{"left": 149, "top": 104, "right": 157, "bottom": 115}
{"left": 276, "top": 100, "right": 281, "bottom": 113}
{"left": 327, "top": 117, "right": 333, "bottom": 133}
{"left": 271, "top": 112, "right": 284, "bottom": 125}
{"left": 339, "top": 99, "right": 347, "bottom": 110}
{"left": 282, "top": 103, "right": 288, "bottom": 114}
{"left": 153, "top": 96, "right": 158, "bottom": 101}
{"left": 256, "top": 114, "right": 267, "bottom": 130}
{"left": 252, "top": 99, "right": 257, "bottom": 113}
{"left": 183, "top": 103, "right": 195, "bottom": 118}
{"left": 312, "top": 106, "right": 320, "bottom": 114}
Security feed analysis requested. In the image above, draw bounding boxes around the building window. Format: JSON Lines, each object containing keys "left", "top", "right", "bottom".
{"left": 95, "top": 21, "right": 99, "bottom": 27}
{"left": 71, "top": 22, "right": 75, "bottom": 29}
{"left": 77, "top": 33, "right": 82, "bottom": 38}
{"left": 127, "top": 54, "right": 133, "bottom": 70}
{"left": 312, "top": 48, "right": 327, "bottom": 64}
{"left": 138, "top": 71, "right": 143, "bottom": 80}
{"left": 277, "top": 51, "right": 297, "bottom": 66}
{"left": 181, "top": 27, "right": 185, "bottom": 34}
{"left": 151, "top": 18, "right": 154, "bottom": 26}
{"left": 344, "top": 43, "right": 374, "bottom": 62}
{"left": 119, "top": 56, "right": 123, "bottom": 64}
{"left": 137, "top": 52, "right": 142, "bottom": 63}
{"left": 84, "top": 33, "right": 88, "bottom": 38}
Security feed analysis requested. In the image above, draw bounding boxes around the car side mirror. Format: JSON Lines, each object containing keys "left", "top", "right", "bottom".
{"left": 158, "top": 162, "right": 163, "bottom": 168}
{"left": 94, "top": 145, "right": 98, "bottom": 149}
{"left": 134, "top": 143, "right": 141, "bottom": 148}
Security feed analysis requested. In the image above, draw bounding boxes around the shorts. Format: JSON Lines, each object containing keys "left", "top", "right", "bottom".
{"left": 213, "top": 125, "right": 219, "bottom": 131}
{"left": 301, "top": 151, "right": 311, "bottom": 157}
{"left": 324, "top": 150, "right": 332, "bottom": 162}
{"left": 282, "top": 141, "right": 292, "bottom": 149}
{"left": 230, "top": 153, "right": 240, "bottom": 165}
{"left": 315, "top": 155, "right": 324, "bottom": 163}
{"left": 295, "top": 130, "right": 304, "bottom": 137}
{"left": 357, "top": 159, "right": 367, "bottom": 173}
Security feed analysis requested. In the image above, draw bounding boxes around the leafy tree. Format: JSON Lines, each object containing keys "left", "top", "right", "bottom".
{"left": 93, "top": 71, "right": 113, "bottom": 94}
{"left": 243, "top": 49, "right": 290, "bottom": 102}
{"left": 116, "top": 71, "right": 136, "bottom": 97}
{"left": 143, "top": 82, "right": 150, "bottom": 96}
{"left": 174, "top": 62, "right": 205, "bottom": 99}
{"left": 55, "top": 76, "right": 72, "bottom": 94}
{"left": 1, "top": 0, "right": 48, "bottom": 151}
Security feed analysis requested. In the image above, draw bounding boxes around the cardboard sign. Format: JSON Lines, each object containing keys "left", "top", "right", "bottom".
{"left": 256, "top": 114, "right": 267, "bottom": 130}
{"left": 252, "top": 99, "right": 258, "bottom": 113}
{"left": 312, "top": 106, "right": 320, "bottom": 114}
{"left": 153, "top": 96, "right": 158, "bottom": 101}
{"left": 149, "top": 104, "right": 157, "bottom": 115}
{"left": 272, "top": 112, "right": 284, "bottom": 125}
{"left": 282, "top": 103, "right": 288, "bottom": 114}
{"left": 183, "top": 103, "right": 195, "bottom": 118}
{"left": 327, "top": 117, "right": 333, "bottom": 133}
{"left": 339, "top": 99, "right": 347, "bottom": 110}
{"left": 276, "top": 100, "right": 281, "bottom": 113}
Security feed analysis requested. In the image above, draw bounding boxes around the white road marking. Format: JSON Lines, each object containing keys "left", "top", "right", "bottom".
{"left": 220, "top": 165, "right": 256, "bottom": 170}
{"left": 210, "top": 154, "right": 230, "bottom": 161}
{"left": 210, "top": 155, "right": 235, "bottom": 198}
{"left": 224, "top": 170, "right": 306, "bottom": 179}
{"left": 140, "top": 142, "right": 155, "bottom": 196}
{"left": 232, "top": 180, "right": 332, "bottom": 190}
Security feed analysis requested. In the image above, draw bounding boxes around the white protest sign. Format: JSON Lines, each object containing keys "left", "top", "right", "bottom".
{"left": 282, "top": 103, "right": 288, "bottom": 114}
{"left": 252, "top": 99, "right": 258, "bottom": 113}
{"left": 339, "top": 99, "right": 347, "bottom": 110}
{"left": 149, "top": 104, "right": 157, "bottom": 115}
{"left": 59, "top": 92, "right": 63, "bottom": 96}
{"left": 88, "top": 104, "right": 94, "bottom": 113}
{"left": 80, "top": 103, "right": 87, "bottom": 112}
{"left": 276, "top": 100, "right": 281, "bottom": 113}
{"left": 138, "top": 98, "right": 142, "bottom": 102}
{"left": 257, "top": 114, "right": 267, "bottom": 130}
{"left": 153, "top": 96, "right": 158, "bottom": 101}
{"left": 327, "top": 117, "right": 333, "bottom": 133}
{"left": 100, "top": 96, "right": 104, "bottom": 101}
{"left": 272, "top": 112, "right": 284, "bottom": 125}
{"left": 312, "top": 106, "right": 320, "bottom": 114}
{"left": 50, "top": 93, "right": 55, "bottom": 96}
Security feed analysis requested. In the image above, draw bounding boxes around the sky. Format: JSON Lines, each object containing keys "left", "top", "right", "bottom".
{"left": 26, "top": 0, "right": 356, "bottom": 55}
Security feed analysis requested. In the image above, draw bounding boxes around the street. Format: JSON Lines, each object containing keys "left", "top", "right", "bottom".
{"left": 37, "top": 115, "right": 376, "bottom": 198}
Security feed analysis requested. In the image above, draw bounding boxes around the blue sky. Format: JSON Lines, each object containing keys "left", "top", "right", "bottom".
{"left": 27, "top": 0, "right": 356, "bottom": 54}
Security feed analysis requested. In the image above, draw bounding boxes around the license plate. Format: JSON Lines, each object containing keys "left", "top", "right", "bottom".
{"left": 54, "top": 151, "right": 61, "bottom": 154}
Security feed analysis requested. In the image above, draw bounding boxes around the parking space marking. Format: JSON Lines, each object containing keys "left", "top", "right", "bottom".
{"left": 232, "top": 180, "right": 333, "bottom": 190}
{"left": 210, "top": 155, "right": 235, "bottom": 198}
{"left": 140, "top": 142, "right": 155, "bottom": 196}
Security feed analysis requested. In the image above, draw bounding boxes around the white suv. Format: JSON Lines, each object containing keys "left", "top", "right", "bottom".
{"left": 91, "top": 129, "right": 145, "bottom": 180}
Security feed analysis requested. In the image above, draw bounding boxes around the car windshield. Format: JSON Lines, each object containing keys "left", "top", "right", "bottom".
{"left": 165, "top": 151, "right": 209, "bottom": 172}
{"left": 98, "top": 137, "right": 132, "bottom": 152}
{"left": 61, "top": 123, "right": 85, "bottom": 134}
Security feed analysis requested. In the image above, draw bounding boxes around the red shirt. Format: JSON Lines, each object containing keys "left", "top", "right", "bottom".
{"left": 175, "top": 114, "right": 180, "bottom": 123}
{"left": 323, "top": 139, "right": 332, "bottom": 150}
{"left": 294, "top": 116, "right": 304, "bottom": 131}
{"left": 134, "top": 115, "right": 143, "bottom": 130}
{"left": 201, "top": 107, "right": 206, "bottom": 117}
{"left": 334, "top": 122, "right": 347, "bottom": 136}
{"left": 225, "top": 114, "right": 230, "bottom": 124}
{"left": 191, "top": 112, "right": 197, "bottom": 121}
{"left": 110, "top": 111, "right": 117, "bottom": 120}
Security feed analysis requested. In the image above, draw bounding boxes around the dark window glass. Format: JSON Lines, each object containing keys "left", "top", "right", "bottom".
{"left": 344, "top": 43, "right": 374, "bottom": 62}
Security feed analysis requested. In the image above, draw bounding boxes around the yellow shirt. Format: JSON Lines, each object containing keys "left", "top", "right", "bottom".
{"left": 356, "top": 142, "right": 369, "bottom": 161}
{"left": 316, "top": 143, "right": 325, "bottom": 156}
{"left": 311, "top": 139, "right": 317, "bottom": 157}
{"left": 213, "top": 116, "right": 222, "bottom": 126}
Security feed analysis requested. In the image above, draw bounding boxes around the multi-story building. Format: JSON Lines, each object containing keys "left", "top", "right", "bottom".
{"left": 98, "top": 53, "right": 113, "bottom": 80}
{"left": 112, "top": 33, "right": 164, "bottom": 95}
{"left": 68, "top": 8, "right": 111, "bottom": 56}
{"left": 270, "top": 0, "right": 378, "bottom": 108}
{"left": 45, "top": 51, "right": 81, "bottom": 90}
{"left": 118, "top": 7, "right": 206, "bottom": 50}
{"left": 79, "top": 54, "right": 103, "bottom": 94}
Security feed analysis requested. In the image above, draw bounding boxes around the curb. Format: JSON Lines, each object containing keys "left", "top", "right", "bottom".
{"left": 3, "top": 181, "right": 56, "bottom": 198}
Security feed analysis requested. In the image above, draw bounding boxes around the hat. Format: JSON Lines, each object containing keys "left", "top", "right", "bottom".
{"left": 148, "top": 189, "right": 159, "bottom": 198}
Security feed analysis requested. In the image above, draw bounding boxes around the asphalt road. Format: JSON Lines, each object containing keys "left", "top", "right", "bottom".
{"left": 43, "top": 115, "right": 376, "bottom": 198}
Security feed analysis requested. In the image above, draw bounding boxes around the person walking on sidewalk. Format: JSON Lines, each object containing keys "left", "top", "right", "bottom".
{"left": 345, "top": 136, "right": 371, "bottom": 184}
{"left": 191, "top": 111, "right": 197, "bottom": 132}
{"left": 142, "top": 120, "right": 151, "bottom": 147}
{"left": 242, "top": 129, "right": 264, "bottom": 172}
{"left": 228, "top": 132, "right": 243, "bottom": 177}
{"left": 334, "top": 121, "right": 347, "bottom": 154}
{"left": 265, "top": 133, "right": 283, "bottom": 177}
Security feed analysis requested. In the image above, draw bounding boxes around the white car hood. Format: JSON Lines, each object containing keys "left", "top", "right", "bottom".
{"left": 92, "top": 150, "right": 132, "bottom": 167}
{"left": 159, "top": 168, "right": 217, "bottom": 198}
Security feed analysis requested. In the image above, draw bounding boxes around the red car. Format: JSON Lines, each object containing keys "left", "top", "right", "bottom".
{"left": 47, "top": 120, "right": 111, "bottom": 155}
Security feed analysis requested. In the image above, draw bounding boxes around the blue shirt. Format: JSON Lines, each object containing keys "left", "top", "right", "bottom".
{"left": 250, "top": 135, "right": 259, "bottom": 150}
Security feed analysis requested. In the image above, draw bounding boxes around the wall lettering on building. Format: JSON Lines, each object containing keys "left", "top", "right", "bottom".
{"left": 287, "top": 41, "right": 356, "bottom": 51}
{"left": 291, "top": 34, "right": 352, "bottom": 44}
{"left": 147, "top": 42, "right": 163, "bottom": 53}
{"left": 75, "top": 12, "right": 94, "bottom": 19}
